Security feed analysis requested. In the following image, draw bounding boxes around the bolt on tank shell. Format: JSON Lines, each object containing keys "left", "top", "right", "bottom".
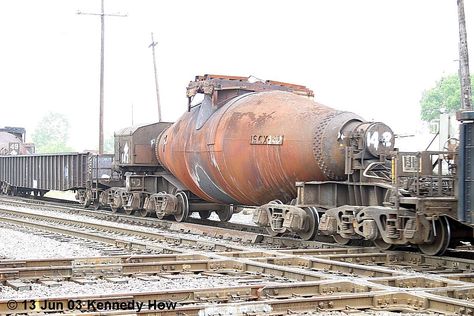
{"left": 156, "top": 90, "right": 367, "bottom": 206}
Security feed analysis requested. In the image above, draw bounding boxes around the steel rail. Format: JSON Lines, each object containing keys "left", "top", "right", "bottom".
{"left": 0, "top": 208, "right": 249, "bottom": 252}
{"left": 2, "top": 287, "right": 474, "bottom": 315}
{"left": 0, "top": 196, "right": 345, "bottom": 247}
{"left": 0, "top": 195, "right": 267, "bottom": 238}
{"left": 4, "top": 199, "right": 474, "bottom": 314}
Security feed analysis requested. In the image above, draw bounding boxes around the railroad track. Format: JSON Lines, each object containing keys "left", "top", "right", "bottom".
{"left": 1, "top": 195, "right": 471, "bottom": 254}
{"left": 2, "top": 197, "right": 474, "bottom": 314}
{"left": 0, "top": 207, "right": 255, "bottom": 254}
{"left": 0, "top": 195, "right": 266, "bottom": 233}
{"left": 2, "top": 248, "right": 474, "bottom": 314}
{"left": 0, "top": 195, "right": 341, "bottom": 249}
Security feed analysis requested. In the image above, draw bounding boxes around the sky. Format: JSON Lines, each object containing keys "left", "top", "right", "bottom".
{"left": 0, "top": 0, "right": 473, "bottom": 151}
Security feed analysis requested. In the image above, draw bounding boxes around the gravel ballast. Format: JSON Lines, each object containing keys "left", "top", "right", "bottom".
{"left": 0, "top": 225, "right": 103, "bottom": 259}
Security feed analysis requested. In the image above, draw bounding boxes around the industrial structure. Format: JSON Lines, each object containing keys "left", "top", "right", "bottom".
{"left": 0, "top": 72, "right": 471, "bottom": 255}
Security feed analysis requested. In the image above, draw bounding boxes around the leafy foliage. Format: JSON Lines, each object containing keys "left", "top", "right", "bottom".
{"left": 420, "top": 74, "right": 473, "bottom": 121}
{"left": 32, "top": 112, "right": 74, "bottom": 153}
{"left": 103, "top": 134, "right": 115, "bottom": 154}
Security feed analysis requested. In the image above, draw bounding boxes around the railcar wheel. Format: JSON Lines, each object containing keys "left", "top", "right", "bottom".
{"left": 198, "top": 211, "right": 211, "bottom": 219}
{"left": 299, "top": 207, "right": 320, "bottom": 241}
{"left": 156, "top": 212, "right": 165, "bottom": 219}
{"left": 218, "top": 205, "right": 234, "bottom": 222}
{"left": 124, "top": 208, "right": 134, "bottom": 216}
{"left": 110, "top": 207, "right": 120, "bottom": 213}
{"left": 174, "top": 191, "right": 189, "bottom": 222}
{"left": 266, "top": 226, "right": 282, "bottom": 237}
{"left": 93, "top": 202, "right": 101, "bottom": 211}
{"left": 138, "top": 209, "right": 149, "bottom": 217}
{"left": 333, "top": 234, "right": 351, "bottom": 245}
{"left": 373, "top": 239, "right": 395, "bottom": 251}
{"left": 418, "top": 217, "right": 451, "bottom": 256}
{"left": 83, "top": 190, "right": 92, "bottom": 208}
{"left": 110, "top": 193, "right": 123, "bottom": 214}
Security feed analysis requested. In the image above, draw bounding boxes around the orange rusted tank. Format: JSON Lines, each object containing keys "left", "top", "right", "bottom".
{"left": 156, "top": 76, "right": 363, "bottom": 206}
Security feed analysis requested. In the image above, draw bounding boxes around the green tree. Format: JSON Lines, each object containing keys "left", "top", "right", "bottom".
{"left": 420, "top": 74, "right": 474, "bottom": 121}
{"left": 103, "top": 134, "right": 115, "bottom": 154}
{"left": 32, "top": 112, "right": 74, "bottom": 153}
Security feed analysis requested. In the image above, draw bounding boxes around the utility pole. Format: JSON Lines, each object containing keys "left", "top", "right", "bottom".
{"left": 148, "top": 32, "right": 162, "bottom": 122}
{"left": 77, "top": 0, "right": 127, "bottom": 154}
{"left": 456, "top": 0, "right": 474, "bottom": 224}
{"left": 458, "top": 0, "right": 472, "bottom": 110}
